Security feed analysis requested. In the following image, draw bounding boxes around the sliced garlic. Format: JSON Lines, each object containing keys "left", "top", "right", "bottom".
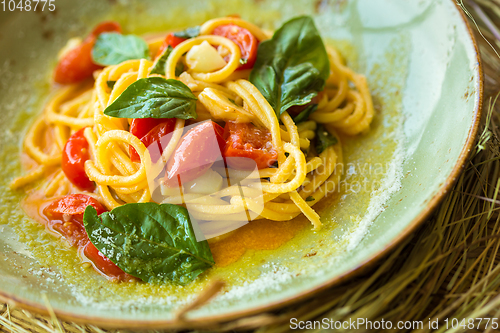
{"left": 184, "top": 168, "right": 223, "bottom": 195}
{"left": 185, "top": 41, "right": 227, "bottom": 73}
{"left": 160, "top": 183, "right": 184, "bottom": 197}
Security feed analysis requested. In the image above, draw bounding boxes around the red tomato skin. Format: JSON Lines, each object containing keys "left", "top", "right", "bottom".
{"left": 164, "top": 121, "right": 225, "bottom": 187}
{"left": 44, "top": 193, "right": 106, "bottom": 218}
{"left": 43, "top": 194, "right": 106, "bottom": 248}
{"left": 43, "top": 194, "right": 128, "bottom": 281}
{"left": 212, "top": 24, "right": 259, "bottom": 70}
{"left": 54, "top": 41, "right": 101, "bottom": 84}
{"left": 90, "top": 21, "right": 122, "bottom": 37}
{"left": 223, "top": 122, "right": 278, "bottom": 170}
{"left": 62, "top": 128, "right": 95, "bottom": 192}
{"left": 155, "top": 33, "right": 187, "bottom": 58}
{"left": 54, "top": 21, "right": 121, "bottom": 84}
{"left": 83, "top": 242, "right": 127, "bottom": 280}
{"left": 129, "top": 118, "right": 177, "bottom": 163}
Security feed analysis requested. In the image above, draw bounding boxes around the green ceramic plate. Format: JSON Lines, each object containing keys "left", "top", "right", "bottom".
{"left": 0, "top": 0, "right": 482, "bottom": 328}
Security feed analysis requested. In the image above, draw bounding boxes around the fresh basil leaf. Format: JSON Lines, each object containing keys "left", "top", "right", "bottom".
{"left": 173, "top": 26, "right": 200, "bottom": 39}
{"left": 305, "top": 196, "right": 315, "bottom": 202}
{"left": 293, "top": 104, "right": 318, "bottom": 124}
{"left": 103, "top": 77, "right": 197, "bottom": 119}
{"left": 249, "top": 16, "right": 329, "bottom": 117}
{"left": 150, "top": 46, "right": 173, "bottom": 76}
{"left": 92, "top": 33, "right": 150, "bottom": 66}
{"left": 175, "top": 62, "right": 185, "bottom": 77}
{"left": 84, "top": 203, "right": 214, "bottom": 285}
{"left": 106, "top": 80, "right": 116, "bottom": 89}
{"left": 315, "top": 124, "right": 338, "bottom": 154}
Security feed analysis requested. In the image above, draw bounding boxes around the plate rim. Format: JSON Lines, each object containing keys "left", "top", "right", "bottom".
{"left": 0, "top": 0, "right": 484, "bottom": 328}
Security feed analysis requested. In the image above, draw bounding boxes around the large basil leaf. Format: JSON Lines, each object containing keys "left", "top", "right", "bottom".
{"left": 103, "top": 77, "right": 197, "bottom": 119}
{"left": 315, "top": 124, "right": 338, "bottom": 154}
{"left": 92, "top": 33, "right": 150, "bottom": 66}
{"left": 83, "top": 203, "right": 214, "bottom": 285}
{"left": 249, "top": 16, "right": 329, "bottom": 118}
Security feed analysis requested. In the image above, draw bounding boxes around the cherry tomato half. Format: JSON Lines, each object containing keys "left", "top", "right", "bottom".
{"left": 83, "top": 242, "right": 128, "bottom": 280}
{"left": 43, "top": 194, "right": 106, "bottom": 248}
{"left": 129, "top": 118, "right": 177, "bottom": 163}
{"left": 54, "top": 21, "right": 121, "bottom": 84}
{"left": 155, "top": 33, "right": 187, "bottom": 58}
{"left": 223, "top": 121, "right": 277, "bottom": 170}
{"left": 90, "top": 21, "right": 122, "bottom": 38}
{"left": 212, "top": 24, "right": 258, "bottom": 70}
{"left": 62, "top": 128, "right": 95, "bottom": 192}
{"left": 43, "top": 194, "right": 128, "bottom": 281}
{"left": 164, "top": 121, "right": 225, "bottom": 187}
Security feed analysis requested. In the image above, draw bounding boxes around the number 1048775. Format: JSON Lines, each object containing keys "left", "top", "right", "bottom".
{"left": 2, "top": 0, "right": 55, "bottom": 11}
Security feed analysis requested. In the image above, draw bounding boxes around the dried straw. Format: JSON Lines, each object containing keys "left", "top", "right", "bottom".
{"left": 2, "top": 1, "right": 500, "bottom": 332}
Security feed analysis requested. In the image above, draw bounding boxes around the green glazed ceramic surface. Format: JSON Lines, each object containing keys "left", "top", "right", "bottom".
{"left": 0, "top": 0, "right": 481, "bottom": 328}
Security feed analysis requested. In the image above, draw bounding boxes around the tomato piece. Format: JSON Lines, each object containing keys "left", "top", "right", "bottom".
{"left": 83, "top": 242, "right": 128, "bottom": 280}
{"left": 223, "top": 121, "right": 277, "bottom": 170}
{"left": 44, "top": 194, "right": 106, "bottom": 218}
{"left": 129, "top": 118, "right": 177, "bottom": 163}
{"left": 54, "top": 21, "right": 121, "bottom": 84}
{"left": 43, "top": 194, "right": 128, "bottom": 281}
{"left": 90, "top": 21, "right": 122, "bottom": 37}
{"left": 54, "top": 41, "right": 101, "bottom": 84}
{"left": 155, "top": 33, "right": 187, "bottom": 58}
{"left": 43, "top": 194, "right": 106, "bottom": 247}
{"left": 62, "top": 128, "right": 95, "bottom": 191}
{"left": 212, "top": 24, "right": 258, "bottom": 70}
{"left": 130, "top": 118, "right": 167, "bottom": 140}
{"left": 164, "top": 121, "right": 225, "bottom": 187}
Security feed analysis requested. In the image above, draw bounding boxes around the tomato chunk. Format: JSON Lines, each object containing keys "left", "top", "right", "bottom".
{"left": 44, "top": 193, "right": 106, "bottom": 218}
{"left": 155, "top": 33, "right": 187, "bottom": 58}
{"left": 43, "top": 194, "right": 128, "bottom": 281}
{"left": 54, "top": 21, "right": 121, "bottom": 84}
{"left": 212, "top": 24, "right": 258, "bottom": 70}
{"left": 90, "top": 21, "right": 122, "bottom": 37}
{"left": 83, "top": 242, "right": 127, "bottom": 279}
{"left": 223, "top": 121, "right": 277, "bottom": 170}
{"left": 164, "top": 121, "right": 225, "bottom": 187}
{"left": 62, "top": 128, "right": 95, "bottom": 192}
{"left": 129, "top": 118, "right": 177, "bottom": 163}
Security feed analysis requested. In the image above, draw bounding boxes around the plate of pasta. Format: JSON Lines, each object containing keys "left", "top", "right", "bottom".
{"left": 0, "top": 0, "right": 482, "bottom": 328}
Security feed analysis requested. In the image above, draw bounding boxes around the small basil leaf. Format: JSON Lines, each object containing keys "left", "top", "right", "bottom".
{"left": 84, "top": 203, "right": 214, "bottom": 285}
{"left": 249, "top": 16, "right": 329, "bottom": 117}
{"left": 305, "top": 196, "right": 315, "bottom": 202}
{"left": 175, "top": 62, "right": 185, "bottom": 77}
{"left": 92, "top": 33, "right": 150, "bottom": 66}
{"left": 315, "top": 124, "right": 338, "bottom": 154}
{"left": 150, "top": 46, "right": 173, "bottom": 76}
{"left": 103, "top": 77, "right": 197, "bottom": 119}
{"left": 293, "top": 104, "right": 318, "bottom": 124}
{"left": 106, "top": 80, "right": 116, "bottom": 89}
{"left": 173, "top": 26, "right": 201, "bottom": 39}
